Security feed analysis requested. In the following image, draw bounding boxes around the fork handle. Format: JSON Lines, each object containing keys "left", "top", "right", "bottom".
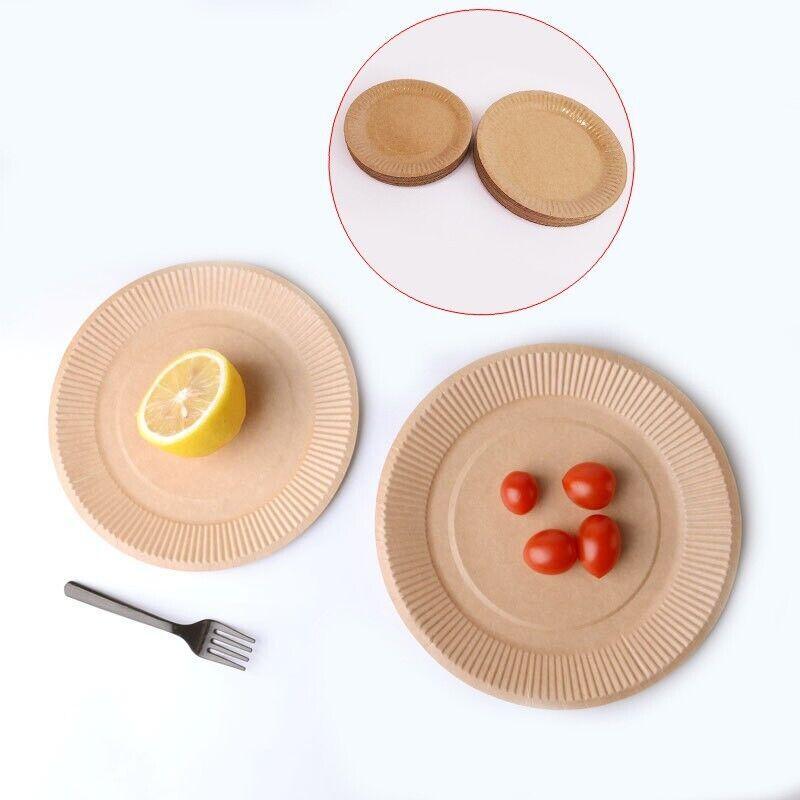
{"left": 64, "top": 581, "right": 175, "bottom": 633}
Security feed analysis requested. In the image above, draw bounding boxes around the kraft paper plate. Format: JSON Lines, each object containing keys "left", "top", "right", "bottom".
{"left": 50, "top": 261, "right": 359, "bottom": 570}
{"left": 475, "top": 92, "right": 627, "bottom": 225}
{"left": 377, "top": 345, "right": 740, "bottom": 708}
{"left": 344, "top": 79, "right": 472, "bottom": 185}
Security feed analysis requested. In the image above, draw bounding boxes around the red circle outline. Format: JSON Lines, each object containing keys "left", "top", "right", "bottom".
{"left": 327, "top": 8, "right": 636, "bottom": 316}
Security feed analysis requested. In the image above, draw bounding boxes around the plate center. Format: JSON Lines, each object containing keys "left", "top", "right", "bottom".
{"left": 428, "top": 401, "right": 663, "bottom": 638}
{"left": 494, "top": 109, "right": 603, "bottom": 200}
{"left": 368, "top": 95, "right": 456, "bottom": 158}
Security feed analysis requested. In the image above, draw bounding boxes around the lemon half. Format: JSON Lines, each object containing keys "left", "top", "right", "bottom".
{"left": 136, "top": 349, "right": 246, "bottom": 457}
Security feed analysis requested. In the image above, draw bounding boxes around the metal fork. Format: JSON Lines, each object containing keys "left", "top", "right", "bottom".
{"left": 64, "top": 581, "right": 255, "bottom": 671}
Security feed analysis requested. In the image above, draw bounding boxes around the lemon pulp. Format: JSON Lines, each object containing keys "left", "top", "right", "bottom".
{"left": 136, "top": 349, "right": 246, "bottom": 457}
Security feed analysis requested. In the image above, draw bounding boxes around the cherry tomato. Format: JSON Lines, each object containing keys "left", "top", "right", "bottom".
{"left": 523, "top": 529, "right": 578, "bottom": 575}
{"left": 500, "top": 471, "right": 539, "bottom": 515}
{"left": 562, "top": 462, "right": 616, "bottom": 509}
{"left": 578, "top": 514, "right": 622, "bottom": 578}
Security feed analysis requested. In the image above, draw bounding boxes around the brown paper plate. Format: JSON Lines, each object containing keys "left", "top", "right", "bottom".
{"left": 50, "top": 261, "right": 359, "bottom": 570}
{"left": 344, "top": 79, "right": 472, "bottom": 186}
{"left": 377, "top": 345, "right": 740, "bottom": 708}
{"left": 475, "top": 91, "right": 627, "bottom": 225}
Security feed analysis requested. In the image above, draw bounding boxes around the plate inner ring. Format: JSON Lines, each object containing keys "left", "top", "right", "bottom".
{"left": 483, "top": 107, "right": 604, "bottom": 202}
{"left": 427, "top": 396, "right": 681, "bottom": 652}
{"left": 97, "top": 307, "right": 314, "bottom": 524}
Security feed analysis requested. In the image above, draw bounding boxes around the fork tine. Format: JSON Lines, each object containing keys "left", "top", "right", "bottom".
{"left": 203, "top": 649, "right": 246, "bottom": 671}
{"left": 212, "top": 631, "right": 253, "bottom": 653}
{"left": 213, "top": 623, "right": 255, "bottom": 644}
{"left": 209, "top": 640, "right": 250, "bottom": 662}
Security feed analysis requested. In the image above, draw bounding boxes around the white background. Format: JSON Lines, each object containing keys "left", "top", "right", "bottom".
{"left": 1, "top": 1, "right": 799, "bottom": 798}
{"left": 330, "top": 10, "right": 633, "bottom": 314}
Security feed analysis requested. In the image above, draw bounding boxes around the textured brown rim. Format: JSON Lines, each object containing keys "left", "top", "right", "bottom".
{"left": 344, "top": 79, "right": 473, "bottom": 183}
{"left": 475, "top": 91, "right": 627, "bottom": 223}
{"left": 376, "top": 345, "right": 741, "bottom": 708}
{"left": 49, "top": 261, "right": 359, "bottom": 570}
{"left": 347, "top": 143, "right": 471, "bottom": 186}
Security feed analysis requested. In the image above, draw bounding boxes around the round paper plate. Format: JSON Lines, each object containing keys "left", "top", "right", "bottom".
{"left": 377, "top": 345, "right": 740, "bottom": 708}
{"left": 344, "top": 79, "right": 472, "bottom": 185}
{"left": 50, "top": 261, "right": 359, "bottom": 570}
{"left": 475, "top": 91, "right": 627, "bottom": 225}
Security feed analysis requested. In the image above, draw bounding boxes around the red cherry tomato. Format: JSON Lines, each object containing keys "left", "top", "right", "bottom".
{"left": 562, "top": 462, "right": 616, "bottom": 509}
{"left": 500, "top": 471, "right": 539, "bottom": 515}
{"left": 578, "top": 514, "right": 622, "bottom": 578}
{"left": 523, "top": 529, "right": 578, "bottom": 575}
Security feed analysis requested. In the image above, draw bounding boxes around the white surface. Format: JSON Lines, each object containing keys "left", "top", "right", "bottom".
{"left": 330, "top": 10, "right": 633, "bottom": 314}
{"left": 1, "top": 1, "right": 799, "bottom": 799}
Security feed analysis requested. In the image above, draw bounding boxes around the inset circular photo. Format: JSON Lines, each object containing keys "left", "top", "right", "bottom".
{"left": 329, "top": 9, "right": 634, "bottom": 314}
